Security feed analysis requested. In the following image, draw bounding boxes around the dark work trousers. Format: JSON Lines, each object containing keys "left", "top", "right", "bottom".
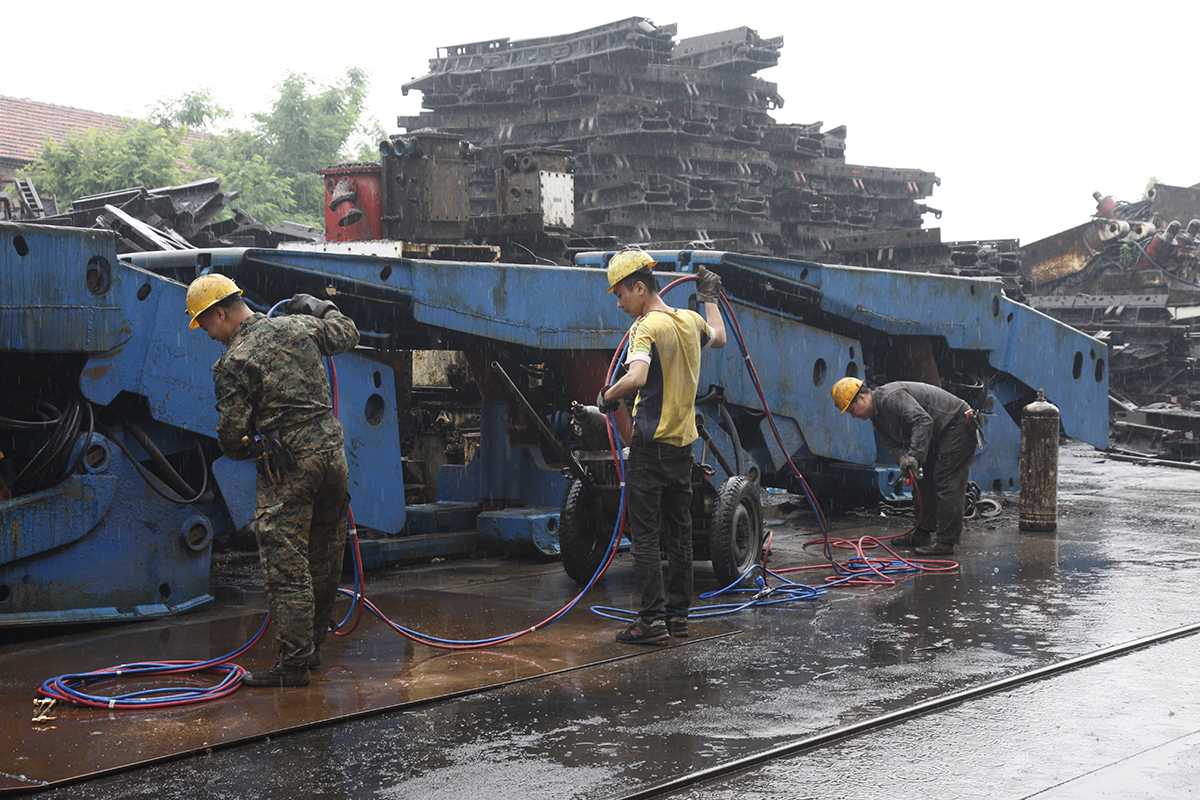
{"left": 625, "top": 438, "right": 695, "bottom": 624}
{"left": 254, "top": 447, "right": 351, "bottom": 665}
{"left": 913, "top": 418, "right": 976, "bottom": 546}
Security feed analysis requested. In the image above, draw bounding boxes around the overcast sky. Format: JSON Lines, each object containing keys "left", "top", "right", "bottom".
{"left": 7, "top": 0, "right": 1197, "bottom": 246}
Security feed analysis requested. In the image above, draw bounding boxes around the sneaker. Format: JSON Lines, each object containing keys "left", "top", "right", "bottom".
{"left": 242, "top": 662, "right": 310, "bottom": 688}
{"left": 915, "top": 541, "right": 955, "bottom": 556}
{"left": 889, "top": 531, "right": 931, "bottom": 548}
{"left": 666, "top": 617, "right": 689, "bottom": 638}
{"left": 615, "top": 618, "right": 669, "bottom": 645}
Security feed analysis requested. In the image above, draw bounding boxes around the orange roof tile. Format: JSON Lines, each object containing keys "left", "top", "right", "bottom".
{"left": 0, "top": 95, "right": 129, "bottom": 165}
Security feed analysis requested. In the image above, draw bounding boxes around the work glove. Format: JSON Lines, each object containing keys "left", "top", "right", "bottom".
{"left": 287, "top": 293, "right": 339, "bottom": 318}
{"left": 695, "top": 266, "right": 722, "bottom": 304}
{"left": 596, "top": 385, "right": 621, "bottom": 413}
{"left": 899, "top": 454, "right": 923, "bottom": 481}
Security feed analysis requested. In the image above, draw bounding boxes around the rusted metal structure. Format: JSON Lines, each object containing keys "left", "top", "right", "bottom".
{"left": 1019, "top": 183, "right": 1200, "bottom": 461}
{"left": 398, "top": 18, "right": 941, "bottom": 261}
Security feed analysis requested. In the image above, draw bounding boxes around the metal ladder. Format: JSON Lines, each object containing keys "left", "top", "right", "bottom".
{"left": 15, "top": 178, "right": 46, "bottom": 218}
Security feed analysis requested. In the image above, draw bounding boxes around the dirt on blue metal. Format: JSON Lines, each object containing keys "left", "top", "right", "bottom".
{"left": 4, "top": 440, "right": 1200, "bottom": 799}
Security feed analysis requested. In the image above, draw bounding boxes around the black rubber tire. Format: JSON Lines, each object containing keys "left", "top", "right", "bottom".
{"left": 559, "top": 478, "right": 611, "bottom": 584}
{"left": 710, "top": 476, "right": 763, "bottom": 587}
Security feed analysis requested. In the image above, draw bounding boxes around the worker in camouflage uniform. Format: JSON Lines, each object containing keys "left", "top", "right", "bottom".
{"left": 186, "top": 274, "right": 359, "bottom": 687}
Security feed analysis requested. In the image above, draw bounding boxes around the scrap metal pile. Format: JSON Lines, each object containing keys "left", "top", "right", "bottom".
{"left": 1019, "top": 183, "right": 1200, "bottom": 461}
{"left": 3, "top": 177, "right": 322, "bottom": 253}
{"left": 398, "top": 18, "right": 944, "bottom": 261}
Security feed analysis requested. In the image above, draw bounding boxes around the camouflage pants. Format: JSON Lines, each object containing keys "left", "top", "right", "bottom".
{"left": 254, "top": 446, "right": 350, "bottom": 665}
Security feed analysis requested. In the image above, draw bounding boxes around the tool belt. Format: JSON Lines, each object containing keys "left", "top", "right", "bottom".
{"left": 254, "top": 411, "right": 331, "bottom": 479}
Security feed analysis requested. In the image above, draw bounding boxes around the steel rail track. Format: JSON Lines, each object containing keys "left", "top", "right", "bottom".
{"left": 615, "top": 621, "right": 1200, "bottom": 800}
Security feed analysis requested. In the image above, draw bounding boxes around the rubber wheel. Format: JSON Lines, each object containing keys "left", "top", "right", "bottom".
{"left": 560, "top": 478, "right": 611, "bottom": 584}
{"left": 710, "top": 476, "right": 763, "bottom": 587}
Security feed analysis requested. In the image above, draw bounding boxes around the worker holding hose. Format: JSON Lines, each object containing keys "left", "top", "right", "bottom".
{"left": 597, "top": 250, "right": 726, "bottom": 643}
{"left": 831, "top": 379, "right": 975, "bottom": 556}
{"left": 186, "top": 275, "right": 359, "bottom": 687}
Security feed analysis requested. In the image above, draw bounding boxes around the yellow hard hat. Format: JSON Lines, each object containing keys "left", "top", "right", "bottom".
{"left": 831, "top": 377, "right": 864, "bottom": 414}
{"left": 606, "top": 248, "right": 656, "bottom": 293}
{"left": 185, "top": 274, "right": 243, "bottom": 329}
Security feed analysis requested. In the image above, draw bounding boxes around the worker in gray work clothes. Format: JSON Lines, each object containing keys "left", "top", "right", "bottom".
{"left": 186, "top": 274, "right": 359, "bottom": 687}
{"left": 831, "top": 378, "right": 976, "bottom": 556}
{"left": 597, "top": 249, "right": 727, "bottom": 643}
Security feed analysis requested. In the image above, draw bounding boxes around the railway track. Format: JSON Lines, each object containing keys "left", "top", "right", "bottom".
{"left": 616, "top": 621, "right": 1200, "bottom": 799}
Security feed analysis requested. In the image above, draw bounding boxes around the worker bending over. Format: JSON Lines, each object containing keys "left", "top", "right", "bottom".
{"left": 832, "top": 379, "right": 975, "bottom": 556}
{"left": 186, "top": 275, "right": 359, "bottom": 687}
{"left": 597, "top": 249, "right": 726, "bottom": 643}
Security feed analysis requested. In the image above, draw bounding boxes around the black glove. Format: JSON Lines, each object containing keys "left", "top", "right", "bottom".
{"left": 695, "top": 266, "right": 722, "bottom": 304}
{"left": 899, "top": 454, "right": 923, "bottom": 480}
{"left": 596, "top": 385, "right": 620, "bottom": 413}
{"left": 287, "top": 293, "right": 339, "bottom": 318}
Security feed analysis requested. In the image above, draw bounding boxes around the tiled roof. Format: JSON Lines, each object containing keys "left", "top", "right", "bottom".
{"left": 0, "top": 95, "right": 129, "bottom": 165}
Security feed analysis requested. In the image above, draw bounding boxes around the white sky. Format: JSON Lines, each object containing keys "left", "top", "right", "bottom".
{"left": 7, "top": 0, "right": 1198, "bottom": 246}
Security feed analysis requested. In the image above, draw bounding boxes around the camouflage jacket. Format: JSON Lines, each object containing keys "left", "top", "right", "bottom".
{"left": 213, "top": 310, "right": 360, "bottom": 460}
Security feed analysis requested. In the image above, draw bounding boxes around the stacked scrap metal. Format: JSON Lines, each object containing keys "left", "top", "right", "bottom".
{"left": 26, "top": 177, "right": 322, "bottom": 253}
{"left": 1020, "top": 183, "right": 1200, "bottom": 403}
{"left": 1019, "top": 183, "right": 1200, "bottom": 460}
{"left": 399, "top": 17, "right": 940, "bottom": 259}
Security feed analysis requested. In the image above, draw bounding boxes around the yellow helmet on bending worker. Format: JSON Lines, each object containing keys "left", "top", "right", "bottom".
{"left": 185, "top": 274, "right": 243, "bottom": 329}
{"left": 831, "top": 377, "right": 864, "bottom": 415}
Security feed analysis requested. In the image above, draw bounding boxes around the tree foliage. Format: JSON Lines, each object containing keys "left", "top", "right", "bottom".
{"left": 252, "top": 67, "right": 370, "bottom": 220}
{"left": 23, "top": 68, "right": 373, "bottom": 228}
{"left": 148, "top": 89, "right": 231, "bottom": 131}
{"left": 190, "top": 129, "right": 296, "bottom": 226}
{"left": 25, "top": 121, "right": 188, "bottom": 204}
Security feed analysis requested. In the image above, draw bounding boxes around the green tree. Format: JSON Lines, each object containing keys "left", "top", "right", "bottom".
{"left": 253, "top": 67, "right": 370, "bottom": 223}
{"left": 190, "top": 129, "right": 297, "bottom": 227}
{"left": 148, "top": 89, "right": 230, "bottom": 131}
{"left": 24, "top": 120, "right": 188, "bottom": 206}
{"left": 23, "top": 68, "right": 372, "bottom": 228}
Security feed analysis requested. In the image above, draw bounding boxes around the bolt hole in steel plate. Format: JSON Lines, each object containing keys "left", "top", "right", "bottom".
{"left": 85, "top": 255, "right": 112, "bottom": 295}
{"left": 180, "top": 515, "right": 213, "bottom": 552}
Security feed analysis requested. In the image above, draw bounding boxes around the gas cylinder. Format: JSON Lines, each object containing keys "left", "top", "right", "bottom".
{"left": 1019, "top": 388, "right": 1060, "bottom": 532}
{"left": 1135, "top": 220, "right": 1181, "bottom": 270}
{"left": 1093, "top": 191, "right": 1117, "bottom": 218}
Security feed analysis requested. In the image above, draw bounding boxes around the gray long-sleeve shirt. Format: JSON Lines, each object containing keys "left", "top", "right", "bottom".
{"left": 871, "top": 381, "right": 969, "bottom": 465}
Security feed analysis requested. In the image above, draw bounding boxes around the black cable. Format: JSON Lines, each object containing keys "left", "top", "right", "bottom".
{"left": 124, "top": 419, "right": 207, "bottom": 500}
{"left": 98, "top": 421, "right": 211, "bottom": 505}
{"left": 12, "top": 396, "right": 83, "bottom": 493}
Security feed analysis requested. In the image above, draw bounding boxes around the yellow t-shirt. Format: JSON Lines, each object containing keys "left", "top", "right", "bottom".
{"left": 626, "top": 308, "right": 715, "bottom": 447}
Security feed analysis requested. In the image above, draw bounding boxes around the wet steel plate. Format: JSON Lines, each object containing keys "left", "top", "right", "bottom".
{"left": 0, "top": 588, "right": 737, "bottom": 792}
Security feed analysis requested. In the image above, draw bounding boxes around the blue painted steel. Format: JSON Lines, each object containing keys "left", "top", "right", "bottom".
{"left": 210, "top": 456, "right": 257, "bottom": 531}
{"left": 229, "top": 248, "right": 622, "bottom": 351}
{"left": 0, "top": 433, "right": 217, "bottom": 626}
{"left": 209, "top": 246, "right": 1105, "bottom": 529}
{"left": 477, "top": 508, "right": 561, "bottom": 557}
{"left": 0, "top": 223, "right": 125, "bottom": 353}
{"left": 74, "top": 250, "right": 405, "bottom": 535}
{"left": 1, "top": 226, "right": 407, "bottom": 625}
{"left": 437, "top": 405, "right": 568, "bottom": 509}
{"left": 3, "top": 225, "right": 1112, "bottom": 616}
{"left": 326, "top": 355, "right": 404, "bottom": 534}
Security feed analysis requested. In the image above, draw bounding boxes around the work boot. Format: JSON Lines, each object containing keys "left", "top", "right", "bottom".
{"left": 616, "top": 618, "right": 669, "bottom": 645}
{"left": 307, "top": 646, "right": 322, "bottom": 669}
{"left": 888, "top": 530, "right": 931, "bottom": 548}
{"left": 242, "top": 661, "right": 310, "bottom": 688}
{"left": 914, "top": 541, "right": 955, "bottom": 556}
{"left": 666, "top": 616, "right": 689, "bottom": 638}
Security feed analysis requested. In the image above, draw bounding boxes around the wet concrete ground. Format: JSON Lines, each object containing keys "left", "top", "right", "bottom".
{"left": 4, "top": 440, "right": 1200, "bottom": 798}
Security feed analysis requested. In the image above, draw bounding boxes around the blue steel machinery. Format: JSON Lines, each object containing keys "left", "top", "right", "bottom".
{"left": 0, "top": 218, "right": 1109, "bottom": 625}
